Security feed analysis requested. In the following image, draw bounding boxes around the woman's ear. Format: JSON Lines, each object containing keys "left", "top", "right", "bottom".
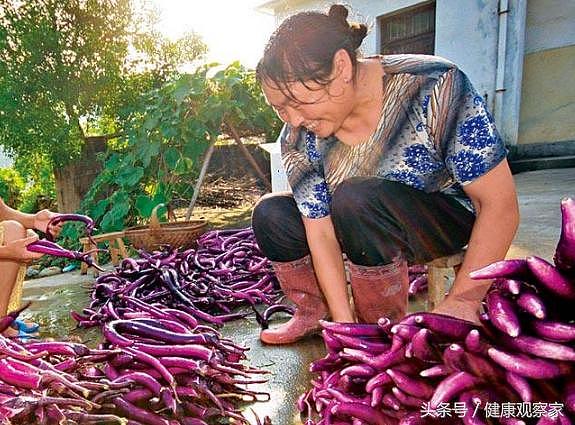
{"left": 332, "top": 49, "right": 353, "bottom": 83}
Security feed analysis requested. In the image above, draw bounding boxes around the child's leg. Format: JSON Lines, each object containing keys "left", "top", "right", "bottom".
{"left": 0, "top": 220, "right": 28, "bottom": 316}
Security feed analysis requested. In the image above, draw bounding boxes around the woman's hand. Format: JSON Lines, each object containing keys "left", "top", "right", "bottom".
{"left": 432, "top": 294, "right": 482, "bottom": 325}
{"left": 33, "top": 209, "right": 62, "bottom": 237}
{"left": 3, "top": 233, "right": 43, "bottom": 263}
{"left": 436, "top": 159, "right": 519, "bottom": 327}
{"left": 303, "top": 216, "right": 356, "bottom": 323}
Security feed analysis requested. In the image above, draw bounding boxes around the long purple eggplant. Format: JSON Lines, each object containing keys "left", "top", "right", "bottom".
{"left": 485, "top": 290, "right": 521, "bottom": 337}
{"left": 505, "top": 371, "right": 532, "bottom": 402}
{"left": 413, "top": 312, "right": 478, "bottom": 339}
{"left": 27, "top": 239, "right": 104, "bottom": 271}
{"left": 386, "top": 368, "right": 434, "bottom": 398}
{"left": 45, "top": 213, "right": 95, "bottom": 242}
{"left": 516, "top": 287, "right": 547, "bottom": 319}
{"left": 330, "top": 401, "right": 396, "bottom": 424}
{"left": 554, "top": 197, "right": 575, "bottom": 273}
{"left": 487, "top": 347, "right": 571, "bottom": 379}
{"left": 526, "top": 256, "right": 575, "bottom": 299}
{"left": 0, "top": 302, "right": 32, "bottom": 333}
{"left": 498, "top": 333, "right": 575, "bottom": 361}
{"left": 430, "top": 371, "right": 482, "bottom": 409}
{"left": 531, "top": 319, "right": 575, "bottom": 342}
{"left": 469, "top": 259, "right": 530, "bottom": 280}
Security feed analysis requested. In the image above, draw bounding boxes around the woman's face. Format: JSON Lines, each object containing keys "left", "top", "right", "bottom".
{"left": 262, "top": 76, "right": 353, "bottom": 138}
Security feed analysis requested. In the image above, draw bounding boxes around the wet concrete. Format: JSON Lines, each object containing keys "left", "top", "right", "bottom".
{"left": 18, "top": 167, "right": 575, "bottom": 425}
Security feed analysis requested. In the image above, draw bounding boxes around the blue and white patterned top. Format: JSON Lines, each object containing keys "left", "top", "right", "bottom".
{"left": 279, "top": 54, "right": 507, "bottom": 219}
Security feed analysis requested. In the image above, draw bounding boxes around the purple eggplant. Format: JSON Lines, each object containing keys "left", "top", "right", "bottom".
{"left": 554, "top": 197, "right": 575, "bottom": 273}
{"left": 498, "top": 333, "right": 575, "bottom": 361}
{"left": 430, "top": 371, "right": 482, "bottom": 409}
{"left": 485, "top": 290, "right": 521, "bottom": 337}
{"left": 516, "top": 287, "right": 547, "bottom": 319}
{"left": 411, "top": 328, "right": 438, "bottom": 362}
{"left": 505, "top": 371, "right": 532, "bottom": 402}
{"left": 0, "top": 302, "right": 32, "bottom": 333}
{"left": 469, "top": 259, "right": 530, "bottom": 280}
{"left": 527, "top": 256, "right": 575, "bottom": 299}
{"left": 413, "top": 312, "right": 478, "bottom": 339}
{"left": 487, "top": 347, "right": 571, "bottom": 379}
{"left": 386, "top": 368, "right": 434, "bottom": 398}
{"left": 45, "top": 213, "right": 95, "bottom": 242}
{"left": 531, "top": 319, "right": 575, "bottom": 343}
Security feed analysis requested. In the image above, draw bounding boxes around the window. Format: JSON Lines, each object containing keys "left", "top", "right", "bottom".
{"left": 379, "top": 2, "right": 436, "bottom": 55}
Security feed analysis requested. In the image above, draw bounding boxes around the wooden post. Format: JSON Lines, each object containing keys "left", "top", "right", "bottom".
{"left": 225, "top": 121, "right": 272, "bottom": 191}
{"left": 185, "top": 140, "right": 216, "bottom": 221}
{"left": 426, "top": 251, "right": 466, "bottom": 310}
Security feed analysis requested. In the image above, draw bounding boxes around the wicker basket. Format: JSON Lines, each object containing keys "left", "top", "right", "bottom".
{"left": 124, "top": 204, "right": 208, "bottom": 251}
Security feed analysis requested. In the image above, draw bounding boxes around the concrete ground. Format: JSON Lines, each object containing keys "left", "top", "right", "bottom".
{"left": 19, "top": 167, "right": 575, "bottom": 425}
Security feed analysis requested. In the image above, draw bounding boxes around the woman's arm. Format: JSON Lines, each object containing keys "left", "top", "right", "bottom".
{"left": 433, "top": 159, "right": 519, "bottom": 323}
{"left": 303, "top": 215, "right": 355, "bottom": 322}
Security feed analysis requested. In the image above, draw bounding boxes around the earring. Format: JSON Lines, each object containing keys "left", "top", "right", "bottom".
{"left": 344, "top": 78, "right": 351, "bottom": 84}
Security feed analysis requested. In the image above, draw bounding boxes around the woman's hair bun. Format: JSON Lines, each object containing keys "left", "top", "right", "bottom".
{"left": 350, "top": 23, "right": 368, "bottom": 49}
{"left": 328, "top": 4, "right": 349, "bottom": 24}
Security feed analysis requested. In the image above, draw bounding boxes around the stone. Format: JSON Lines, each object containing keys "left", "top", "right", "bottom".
{"left": 25, "top": 266, "right": 40, "bottom": 278}
{"left": 37, "top": 266, "right": 62, "bottom": 278}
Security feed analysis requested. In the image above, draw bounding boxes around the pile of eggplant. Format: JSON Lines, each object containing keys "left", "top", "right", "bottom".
{"left": 1, "top": 228, "right": 276, "bottom": 424}
{"left": 299, "top": 198, "right": 575, "bottom": 425}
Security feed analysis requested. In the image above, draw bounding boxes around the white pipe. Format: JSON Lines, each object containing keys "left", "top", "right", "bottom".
{"left": 494, "top": 0, "right": 509, "bottom": 127}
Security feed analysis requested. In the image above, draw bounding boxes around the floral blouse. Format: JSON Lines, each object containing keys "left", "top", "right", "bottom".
{"left": 279, "top": 54, "right": 507, "bottom": 219}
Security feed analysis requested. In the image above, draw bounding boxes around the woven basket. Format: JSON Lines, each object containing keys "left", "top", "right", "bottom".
{"left": 124, "top": 204, "right": 208, "bottom": 251}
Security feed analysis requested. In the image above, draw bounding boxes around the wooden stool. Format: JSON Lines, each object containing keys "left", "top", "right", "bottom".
{"left": 79, "top": 231, "right": 128, "bottom": 275}
{"left": 426, "top": 251, "right": 466, "bottom": 310}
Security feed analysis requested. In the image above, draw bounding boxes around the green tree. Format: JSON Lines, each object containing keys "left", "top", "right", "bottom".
{"left": 83, "top": 62, "right": 281, "bottom": 233}
{"left": 0, "top": 0, "right": 206, "bottom": 175}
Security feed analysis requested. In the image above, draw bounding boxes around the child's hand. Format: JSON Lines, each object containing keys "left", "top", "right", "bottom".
{"left": 34, "top": 210, "right": 62, "bottom": 237}
{"left": 5, "top": 233, "right": 43, "bottom": 262}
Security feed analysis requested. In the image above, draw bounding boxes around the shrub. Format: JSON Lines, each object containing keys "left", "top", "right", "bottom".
{"left": 18, "top": 164, "right": 57, "bottom": 213}
{"left": 0, "top": 168, "right": 25, "bottom": 208}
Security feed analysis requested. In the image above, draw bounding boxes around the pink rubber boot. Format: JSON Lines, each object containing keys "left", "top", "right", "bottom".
{"left": 260, "top": 255, "right": 328, "bottom": 345}
{"left": 349, "top": 257, "right": 409, "bottom": 323}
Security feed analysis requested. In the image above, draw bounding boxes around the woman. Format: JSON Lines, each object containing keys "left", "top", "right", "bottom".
{"left": 0, "top": 197, "right": 60, "bottom": 336}
{"left": 252, "top": 5, "right": 519, "bottom": 344}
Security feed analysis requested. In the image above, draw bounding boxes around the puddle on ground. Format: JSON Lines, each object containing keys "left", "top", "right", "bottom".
{"left": 18, "top": 271, "right": 436, "bottom": 424}
{"left": 20, "top": 275, "right": 101, "bottom": 345}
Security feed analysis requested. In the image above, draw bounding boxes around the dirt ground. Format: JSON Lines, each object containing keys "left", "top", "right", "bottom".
{"left": 174, "top": 173, "right": 267, "bottom": 229}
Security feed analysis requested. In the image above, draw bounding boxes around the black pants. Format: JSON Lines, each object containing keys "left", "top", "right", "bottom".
{"left": 251, "top": 178, "right": 475, "bottom": 266}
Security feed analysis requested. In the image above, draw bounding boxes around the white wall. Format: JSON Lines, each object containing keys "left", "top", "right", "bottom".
{"left": 435, "top": 0, "right": 499, "bottom": 108}
{"left": 525, "top": 0, "right": 575, "bottom": 54}
{"left": 263, "top": 0, "right": 528, "bottom": 144}
{"left": 269, "top": 0, "right": 500, "bottom": 99}
{"left": 518, "top": 0, "right": 575, "bottom": 144}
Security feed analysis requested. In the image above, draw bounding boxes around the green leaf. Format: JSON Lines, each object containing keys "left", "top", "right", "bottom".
{"left": 105, "top": 153, "right": 121, "bottom": 169}
{"left": 173, "top": 76, "right": 191, "bottom": 104}
{"left": 174, "top": 156, "right": 194, "bottom": 175}
{"left": 101, "top": 198, "right": 130, "bottom": 232}
{"left": 117, "top": 166, "right": 144, "bottom": 187}
{"left": 164, "top": 147, "right": 181, "bottom": 169}
{"left": 135, "top": 195, "right": 155, "bottom": 218}
{"left": 143, "top": 114, "right": 160, "bottom": 131}
{"left": 139, "top": 141, "right": 160, "bottom": 167}
{"left": 90, "top": 199, "right": 110, "bottom": 222}
{"left": 152, "top": 189, "right": 169, "bottom": 206}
